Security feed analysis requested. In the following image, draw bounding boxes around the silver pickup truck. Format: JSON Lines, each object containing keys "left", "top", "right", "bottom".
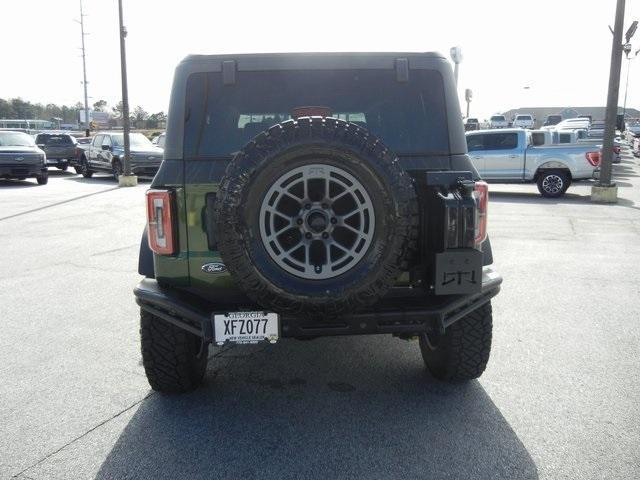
{"left": 466, "top": 128, "right": 600, "bottom": 197}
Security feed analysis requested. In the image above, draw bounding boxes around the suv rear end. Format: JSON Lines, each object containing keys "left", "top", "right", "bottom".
{"left": 134, "top": 52, "right": 502, "bottom": 394}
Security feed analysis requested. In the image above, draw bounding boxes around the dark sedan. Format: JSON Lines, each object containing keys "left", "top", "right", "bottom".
{"left": 0, "top": 131, "right": 48, "bottom": 184}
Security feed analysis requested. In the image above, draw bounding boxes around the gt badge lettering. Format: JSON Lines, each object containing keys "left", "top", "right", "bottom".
{"left": 202, "top": 262, "right": 227, "bottom": 274}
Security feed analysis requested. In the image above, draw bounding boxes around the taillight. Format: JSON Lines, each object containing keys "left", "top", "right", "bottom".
{"left": 613, "top": 146, "right": 620, "bottom": 154}
{"left": 473, "top": 181, "right": 488, "bottom": 245}
{"left": 585, "top": 151, "right": 601, "bottom": 166}
{"left": 146, "top": 189, "right": 176, "bottom": 255}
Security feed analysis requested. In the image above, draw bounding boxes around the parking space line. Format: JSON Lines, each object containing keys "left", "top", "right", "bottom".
{"left": 0, "top": 187, "right": 120, "bottom": 222}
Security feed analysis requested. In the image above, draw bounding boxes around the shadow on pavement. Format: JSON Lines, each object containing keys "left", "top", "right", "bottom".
{"left": 64, "top": 175, "right": 151, "bottom": 185}
{"left": 97, "top": 337, "right": 538, "bottom": 480}
{"left": 0, "top": 179, "right": 39, "bottom": 188}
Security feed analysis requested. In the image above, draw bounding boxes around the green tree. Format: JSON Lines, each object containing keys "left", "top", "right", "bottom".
{"left": 112, "top": 101, "right": 124, "bottom": 119}
{"left": 132, "top": 106, "right": 149, "bottom": 128}
{"left": 0, "top": 99, "right": 15, "bottom": 118}
{"left": 93, "top": 99, "right": 108, "bottom": 112}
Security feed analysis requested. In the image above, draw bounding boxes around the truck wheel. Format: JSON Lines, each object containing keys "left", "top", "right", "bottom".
{"left": 112, "top": 160, "right": 123, "bottom": 182}
{"left": 75, "top": 166, "right": 83, "bottom": 175}
{"left": 59, "top": 163, "right": 68, "bottom": 172}
{"left": 215, "top": 117, "right": 418, "bottom": 315}
{"left": 36, "top": 172, "right": 49, "bottom": 185}
{"left": 80, "top": 156, "right": 93, "bottom": 178}
{"left": 419, "top": 302, "right": 492, "bottom": 382}
{"left": 536, "top": 170, "right": 570, "bottom": 198}
{"left": 140, "top": 310, "right": 208, "bottom": 394}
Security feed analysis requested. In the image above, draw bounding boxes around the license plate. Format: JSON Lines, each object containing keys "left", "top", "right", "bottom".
{"left": 213, "top": 311, "right": 279, "bottom": 346}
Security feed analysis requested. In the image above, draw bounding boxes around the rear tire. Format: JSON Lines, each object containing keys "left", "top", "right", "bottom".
{"left": 140, "top": 310, "right": 208, "bottom": 394}
{"left": 536, "top": 170, "right": 570, "bottom": 198}
{"left": 419, "top": 302, "right": 493, "bottom": 382}
{"left": 59, "top": 163, "right": 68, "bottom": 172}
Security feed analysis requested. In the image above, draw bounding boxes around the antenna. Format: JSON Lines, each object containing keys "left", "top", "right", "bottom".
{"left": 77, "top": 0, "right": 90, "bottom": 136}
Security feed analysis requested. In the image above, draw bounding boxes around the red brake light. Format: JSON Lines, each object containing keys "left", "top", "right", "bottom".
{"left": 474, "top": 181, "right": 488, "bottom": 245}
{"left": 585, "top": 152, "right": 601, "bottom": 166}
{"left": 146, "top": 190, "right": 176, "bottom": 255}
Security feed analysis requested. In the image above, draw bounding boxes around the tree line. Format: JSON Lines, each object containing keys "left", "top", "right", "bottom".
{"left": 0, "top": 97, "right": 166, "bottom": 129}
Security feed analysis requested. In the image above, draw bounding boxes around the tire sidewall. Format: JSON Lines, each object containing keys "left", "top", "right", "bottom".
{"left": 240, "top": 143, "right": 397, "bottom": 297}
{"left": 537, "top": 170, "right": 568, "bottom": 198}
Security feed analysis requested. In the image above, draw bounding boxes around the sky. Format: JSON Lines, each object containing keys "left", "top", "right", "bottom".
{"left": 1, "top": 0, "right": 639, "bottom": 121}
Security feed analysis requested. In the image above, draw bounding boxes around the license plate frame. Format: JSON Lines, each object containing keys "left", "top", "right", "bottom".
{"left": 212, "top": 311, "right": 279, "bottom": 346}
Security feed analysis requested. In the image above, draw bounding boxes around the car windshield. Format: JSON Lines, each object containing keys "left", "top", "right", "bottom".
{"left": 516, "top": 116, "right": 531, "bottom": 120}
{"left": 184, "top": 69, "right": 449, "bottom": 156}
{"left": 111, "top": 133, "right": 153, "bottom": 148}
{"left": 0, "top": 131, "right": 36, "bottom": 147}
{"left": 491, "top": 116, "right": 505, "bottom": 121}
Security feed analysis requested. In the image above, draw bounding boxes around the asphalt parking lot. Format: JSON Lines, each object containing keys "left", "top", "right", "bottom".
{"left": 1, "top": 152, "right": 639, "bottom": 480}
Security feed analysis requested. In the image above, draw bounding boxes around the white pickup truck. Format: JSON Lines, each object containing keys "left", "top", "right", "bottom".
{"left": 466, "top": 128, "right": 600, "bottom": 197}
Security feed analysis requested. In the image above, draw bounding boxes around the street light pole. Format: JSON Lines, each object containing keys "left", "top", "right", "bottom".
{"left": 622, "top": 49, "right": 639, "bottom": 119}
{"left": 450, "top": 46, "right": 463, "bottom": 87}
{"left": 79, "top": 0, "right": 90, "bottom": 137}
{"left": 592, "top": 0, "right": 626, "bottom": 201}
{"left": 117, "top": 0, "right": 136, "bottom": 186}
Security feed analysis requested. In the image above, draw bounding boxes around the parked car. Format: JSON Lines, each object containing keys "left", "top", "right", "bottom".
{"left": 466, "top": 128, "right": 600, "bottom": 197}
{"left": 543, "top": 114, "right": 562, "bottom": 127}
{"left": 624, "top": 120, "right": 640, "bottom": 143}
{"left": 530, "top": 129, "right": 621, "bottom": 162}
{"left": 80, "top": 132, "right": 163, "bottom": 180}
{"left": 0, "top": 131, "right": 48, "bottom": 184}
{"left": 34, "top": 132, "right": 77, "bottom": 171}
{"left": 72, "top": 137, "right": 92, "bottom": 174}
{"left": 587, "top": 120, "right": 605, "bottom": 138}
{"left": 552, "top": 117, "right": 591, "bottom": 131}
{"left": 489, "top": 114, "right": 508, "bottom": 129}
{"left": 512, "top": 114, "right": 535, "bottom": 129}
{"left": 464, "top": 118, "right": 480, "bottom": 131}
{"left": 133, "top": 51, "right": 502, "bottom": 394}
{"left": 150, "top": 132, "right": 166, "bottom": 149}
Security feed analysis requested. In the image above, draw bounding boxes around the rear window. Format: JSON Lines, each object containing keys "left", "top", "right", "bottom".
{"left": 516, "top": 115, "right": 532, "bottom": 120}
{"left": 184, "top": 69, "right": 449, "bottom": 157}
{"left": 466, "top": 132, "right": 518, "bottom": 151}
{"left": 36, "top": 134, "right": 74, "bottom": 146}
{"left": 490, "top": 116, "right": 505, "bottom": 121}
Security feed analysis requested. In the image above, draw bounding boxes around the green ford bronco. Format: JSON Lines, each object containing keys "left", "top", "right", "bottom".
{"left": 134, "top": 52, "right": 502, "bottom": 393}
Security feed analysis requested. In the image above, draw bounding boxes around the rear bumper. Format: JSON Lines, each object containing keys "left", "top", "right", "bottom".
{"left": 131, "top": 163, "right": 160, "bottom": 177}
{"left": 134, "top": 267, "right": 502, "bottom": 341}
{"left": 0, "top": 164, "right": 46, "bottom": 178}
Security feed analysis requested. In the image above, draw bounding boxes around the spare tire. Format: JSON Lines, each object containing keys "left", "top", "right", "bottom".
{"left": 215, "top": 117, "right": 418, "bottom": 315}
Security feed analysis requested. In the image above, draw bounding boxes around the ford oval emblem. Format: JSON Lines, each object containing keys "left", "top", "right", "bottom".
{"left": 202, "top": 262, "right": 227, "bottom": 274}
{"left": 16, "top": 157, "right": 24, "bottom": 162}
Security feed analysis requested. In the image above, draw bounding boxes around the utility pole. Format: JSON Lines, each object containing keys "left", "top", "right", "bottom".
{"left": 117, "top": 0, "right": 137, "bottom": 186}
{"left": 78, "top": 0, "right": 90, "bottom": 137}
{"left": 592, "top": 0, "right": 626, "bottom": 202}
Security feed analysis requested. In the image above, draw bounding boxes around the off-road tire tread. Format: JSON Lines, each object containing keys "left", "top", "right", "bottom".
{"left": 139, "top": 309, "right": 207, "bottom": 393}
{"left": 215, "top": 117, "right": 419, "bottom": 315}
{"left": 420, "top": 302, "right": 492, "bottom": 381}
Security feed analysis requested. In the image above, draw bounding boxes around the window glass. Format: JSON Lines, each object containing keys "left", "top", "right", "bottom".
{"left": 466, "top": 135, "right": 485, "bottom": 151}
{"left": 93, "top": 135, "right": 103, "bottom": 146}
{"left": 184, "top": 68, "right": 449, "bottom": 157}
{"left": 102, "top": 136, "right": 112, "bottom": 147}
{"left": 483, "top": 132, "right": 518, "bottom": 150}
